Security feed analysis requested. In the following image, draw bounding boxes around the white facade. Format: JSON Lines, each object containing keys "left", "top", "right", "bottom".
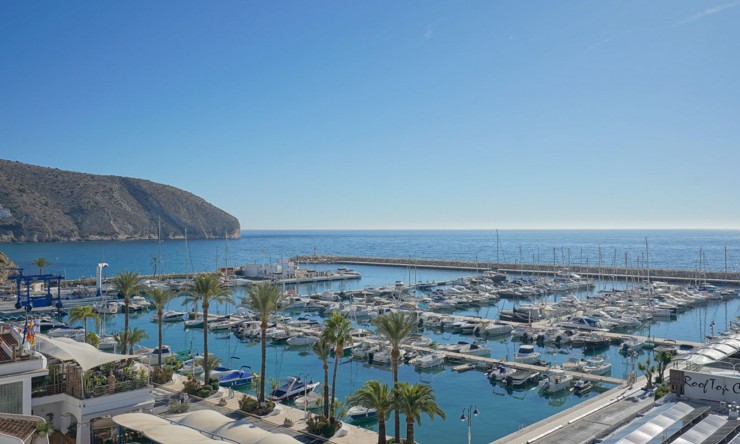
{"left": 242, "top": 259, "right": 297, "bottom": 279}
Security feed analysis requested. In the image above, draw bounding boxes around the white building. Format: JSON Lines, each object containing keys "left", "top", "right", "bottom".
{"left": 242, "top": 259, "right": 297, "bottom": 280}
{"left": 0, "top": 325, "right": 154, "bottom": 444}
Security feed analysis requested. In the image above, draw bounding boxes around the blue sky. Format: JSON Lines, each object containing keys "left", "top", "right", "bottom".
{"left": 1, "top": 1, "right": 739, "bottom": 230}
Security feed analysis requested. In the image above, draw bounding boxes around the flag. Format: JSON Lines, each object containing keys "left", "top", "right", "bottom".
{"left": 26, "top": 319, "right": 35, "bottom": 346}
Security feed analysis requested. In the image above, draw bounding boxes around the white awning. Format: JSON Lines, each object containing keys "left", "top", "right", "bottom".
{"left": 37, "top": 335, "right": 135, "bottom": 371}
{"left": 112, "top": 413, "right": 224, "bottom": 444}
{"left": 168, "top": 410, "right": 301, "bottom": 444}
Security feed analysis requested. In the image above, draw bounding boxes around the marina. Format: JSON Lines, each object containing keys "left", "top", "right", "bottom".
{"left": 3, "top": 230, "right": 740, "bottom": 443}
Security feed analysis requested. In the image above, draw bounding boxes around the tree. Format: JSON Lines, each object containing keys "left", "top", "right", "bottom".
{"left": 68, "top": 306, "right": 100, "bottom": 343}
{"left": 241, "top": 281, "right": 285, "bottom": 406}
{"left": 395, "top": 383, "right": 446, "bottom": 444}
{"left": 149, "top": 287, "right": 176, "bottom": 367}
{"left": 638, "top": 357, "right": 656, "bottom": 390}
{"left": 111, "top": 272, "right": 146, "bottom": 354}
{"left": 196, "top": 354, "right": 222, "bottom": 379}
{"left": 655, "top": 350, "right": 673, "bottom": 384}
{"left": 127, "top": 327, "right": 149, "bottom": 355}
{"left": 323, "top": 312, "right": 353, "bottom": 422}
{"left": 182, "top": 274, "right": 232, "bottom": 385}
{"left": 373, "top": 311, "right": 417, "bottom": 443}
{"left": 347, "top": 380, "right": 393, "bottom": 444}
{"left": 32, "top": 257, "right": 50, "bottom": 274}
{"left": 312, "top": 336, "right": 332, "bottom": 419}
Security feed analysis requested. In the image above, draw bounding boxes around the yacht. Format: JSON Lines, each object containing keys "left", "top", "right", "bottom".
{"left": 269, "top": 376, "right": 320, "bottom": 402}
{"left": 286, "top": 335, "right": 319, "bottom": 347}
{"left": 160, "top": 311, "right": 186, "bottom": 323}
{"left": 573, "top": 379, "right": 593, "bottom": 395}
{"left": 582, "top": 357, "right": 611, "bottom": 375}
{"left": 484, "top": 322, "right": 514, "bottom": 337}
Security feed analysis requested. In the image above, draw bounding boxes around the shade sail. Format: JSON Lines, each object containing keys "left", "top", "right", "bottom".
{"left": 168, "top": 410, "right": 301, "bottom": 444}
{"left": 37, "top": 335, "right": 136, "bottom": 371}
{"left": 112, "top": 413, "right": 225, "bottom": 444}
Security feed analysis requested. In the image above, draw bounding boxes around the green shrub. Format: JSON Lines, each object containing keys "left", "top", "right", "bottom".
{"left": 199, "top": 388, "right": 212, "bottom": 398}
{"left": 306, "top": 415, "right": 338, "bottom": 438}
{"left": 151, "top": 367, "right": 174, "bottom": 384}
{"left": 655, "top": 384, "right": 670, "bottom": 400}
{"left": 167, "top": 400, "right": 190, "bottom": 413}
{"left": 238, "top": 395, "right": 275, "bottom": 416}
{"left": 183, "top": 376, "right": 202, "bottom": 396}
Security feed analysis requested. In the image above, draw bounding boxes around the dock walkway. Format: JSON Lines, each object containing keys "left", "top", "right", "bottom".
{"left": 295, "top": 255, "right": 740, "bottom": 285}
{"left": 288, "top": 325, "right": 625, "bottom": 385}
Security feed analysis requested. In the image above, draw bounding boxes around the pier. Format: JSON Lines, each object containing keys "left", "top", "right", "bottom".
{"left": 294, "top": 255, "right": 740, "bottom": 285}
{"left": 288, "top": 325, "right": 626, "bottom": 385}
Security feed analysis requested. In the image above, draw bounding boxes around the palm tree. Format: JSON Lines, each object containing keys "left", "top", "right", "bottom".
{"left": 68, "top": 306, "right": 100, "bottom": 343}
{"left": 241, "top": 281, "right": 285, "bottom": 406}
{"left": 32, "top": 257, "right": 50, "bottom": 274}
{"left": 113, "top": 331, "right": 126, "bottom": 353}
{"left": 127, "top": 327, "right": 149, "bottom": 355}
{"left": 638, "top": 357, "right": 656, "bottom": 389}
{"left": 149, "top": 287, "right": 176, "bottom": 367}
{"left": 373, "top": 311, "right": 416, "bottom": 442}
{"left": 395, "top": 383, "right": 446, "bottom": 444}
{"left": 196, "top": 354, "right": 223, "bottom": 379}
{"left": 111, "top": 271, "right": 146, "bottom": 354}
{"left": 181, "top": 274, "right": 232, "bottom": 385}
{"left": 655, "top": 350, "right": 673, "bottom": 384}
{"left": 312, "top": 336, "right": 332, "bottom": 419}
{"left": 347, "top": 380, "right": 393, "bottom": 444}
{"left": 323, "top": 312, "right": 353, "bottom": 421}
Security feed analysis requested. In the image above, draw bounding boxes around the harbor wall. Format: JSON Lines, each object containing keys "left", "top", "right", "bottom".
{"left": 294, "top": 255, "right": 740, "bottom": 285}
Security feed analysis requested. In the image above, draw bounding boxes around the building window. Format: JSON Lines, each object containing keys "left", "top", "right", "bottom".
{"left": 0, "top": 381, "right": 24, "bottom": 413}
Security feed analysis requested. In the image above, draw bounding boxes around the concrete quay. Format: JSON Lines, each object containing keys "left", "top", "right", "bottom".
{"left": 490, "top": 378, "right": 653, "bottom": 444}
{"left": 295, "top": 255, "right": 740, "bottom": 285}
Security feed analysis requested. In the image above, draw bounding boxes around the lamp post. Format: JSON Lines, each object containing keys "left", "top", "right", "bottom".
{"left": 299, "top": 372, "right": 313, "bottom": 420}
{"left": 461, "top": 404, "right": 479, "bottom": 444}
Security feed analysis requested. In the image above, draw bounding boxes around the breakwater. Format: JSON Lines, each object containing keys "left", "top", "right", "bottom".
{"left": 294, "top": 255, "right": 740, "bottom": 285}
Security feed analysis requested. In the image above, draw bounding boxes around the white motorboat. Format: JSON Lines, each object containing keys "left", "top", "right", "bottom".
{"left": 514, "top": 344, "right": 541, "bottom": 364}
{"left": 412, "top": 353, "right": 446, "bottom": 369}
{"left": 138, "top": 345, "right": 174, "bottom": 365}
{"left": 582, "top": 357, "right": 612, "bottom": 375}
{"left": 286, "top": 335, "right": 319, "bottom": 346}
{"left": 458, "top": 342, "right": 491, "bottom": 357}
{"left": 486, "top": 365, "right": 516, "bottom": 381}
{"left": 161, "top": 311, "right": 185, "bottom": 323}
{"left": 538, "top": 368, "right": 573, "bottom": 394}
{"left": 94, "top": 301, "right": 120, "bottom": 314}
{"left": 347, "top": 405, "right": 378, "bottom": 421}
{"left": 269, "top": 376, "right": 320, "bottom": 402}
{"left": 484, "top": 322, "right": 514, "bottom": 336}
{"left": 294, "top": 389, "right": 333, "bottom": 409}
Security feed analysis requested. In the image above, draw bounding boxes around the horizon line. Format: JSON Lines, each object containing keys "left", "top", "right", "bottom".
{"left": 239, "top": 227, "right": 740, "bottom": 231}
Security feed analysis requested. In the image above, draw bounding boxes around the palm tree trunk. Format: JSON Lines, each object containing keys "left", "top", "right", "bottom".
{"left": 330, "top": 347, "right": 340, "bottom": 421}
{"left": 392, "top": 349, "right": 400, "bottom": 444}
{"left": 260, "top": 321, "right": 267, "bottom": 405}
{"left": 203, "top": 306, "right": 209, "bottom": 385}
{"left": 378, "top": 417, "right": 387, "bottom": 444}
{"left": 406, "top": 418, "right": 414, "bottom": 444}
{"left": 157, "top": 311, "right": 163, "bottom": 368}
{"left": 83, "top": 319, "right": 88, "bottom": 343}
{"left": 323, "top": 360, "right": 329, "bottom": 418}
{"left": 123, "top": 301, "right": 130, "bottom": 354}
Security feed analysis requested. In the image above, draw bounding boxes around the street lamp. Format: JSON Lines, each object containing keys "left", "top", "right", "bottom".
{"left": 299, "top": 372, "right": 313, "bottom": 420}
{"left": 461, "top": 404, "right": 479, "bottom": 444}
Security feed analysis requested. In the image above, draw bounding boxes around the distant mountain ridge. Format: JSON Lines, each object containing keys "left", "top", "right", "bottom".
{"left": 0, "top": 159, "right": 240, "bottom": 242}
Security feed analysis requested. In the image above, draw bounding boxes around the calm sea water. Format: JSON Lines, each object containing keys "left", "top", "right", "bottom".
{"left": 3, "top": 230, "right": 740, "bottom": 443}
{"left": 2, "top": 229, "right": 740, "bottom": 280}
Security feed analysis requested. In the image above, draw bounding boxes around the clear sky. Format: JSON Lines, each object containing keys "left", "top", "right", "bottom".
{"left": 1, "top": 1, "right": 739, "bottom": 230}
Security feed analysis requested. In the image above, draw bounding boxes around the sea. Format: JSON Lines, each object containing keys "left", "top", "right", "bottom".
{"left": 2, "top": 229, "right": 740, "bottom": 444}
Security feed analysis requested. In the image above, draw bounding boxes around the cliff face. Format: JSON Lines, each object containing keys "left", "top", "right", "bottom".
{"left": 0, "top": 159, "right": 240, "bottom": 242}
{"left": 0, "top": 250, "right": 16, "bottom": 281}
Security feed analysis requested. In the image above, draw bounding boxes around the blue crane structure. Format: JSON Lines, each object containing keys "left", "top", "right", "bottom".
{"left": 4, "top": 267, "right": 65, "bottom": 311}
